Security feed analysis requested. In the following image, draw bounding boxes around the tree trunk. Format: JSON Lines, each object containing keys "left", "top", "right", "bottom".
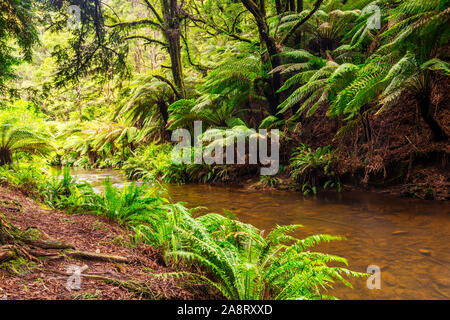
{"left": 77, "top": 85, "right": 82, "bottom": 121}
{"left": 240, "top": 0, "right": 283, "bottom": 114}
{"left": 164, "top": 28, "right": 186, "bottom": 98}
{"left": 0, "top": 149, "right": 12, "bottom": 166}
{"left": 275, "top": 0, "right": 282, "bottom": 14}
{"left": 289, "top": 0, "right": 296, "bottom": 11}
{"left": 297, "top": 0, "right": 303, "bottom": 12}
{"left": 161, "top": 0, "right": 186, "bottom": 98}
{"left": 418, "top": 94, "right": 448, "bottom": 142}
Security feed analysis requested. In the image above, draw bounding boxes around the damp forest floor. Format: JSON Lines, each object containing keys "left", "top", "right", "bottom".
{"left": 0, "top": 184, "right": 211, "bottom": 300}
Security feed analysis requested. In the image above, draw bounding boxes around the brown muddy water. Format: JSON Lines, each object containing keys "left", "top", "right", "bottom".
{"left": 70, "top": 168, "right": 450, "bottom": 300}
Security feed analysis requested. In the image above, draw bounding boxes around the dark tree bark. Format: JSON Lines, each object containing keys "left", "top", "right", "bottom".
{"left": 275, "top": 0, "right": 282, "bottom": 14}
{"left": 0, "top": 149, "right": 12, "bottom": 166}
{"left": 418, "top": 92, "right": 448, "bottom": 142}
{"left": 289, "top": 0, "right": 296, "bottom": 12}
{"left": 297, "top": 0, "right": 303, "bottom": 13}
{"left": 161, "top": 0, "right": 186, "bottom": 98}
{"left": 158, "top": 99, "right": 169, "bottom": 125}
{"left": 240, "top": 0, "right": 283, "bottom": 113}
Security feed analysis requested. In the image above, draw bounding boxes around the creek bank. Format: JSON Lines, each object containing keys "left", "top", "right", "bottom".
{"left": 207, "top": 173, "right": 449, "bottom": 201}
{"left": 0, "top": 184, "right": 212, "bottom": 300}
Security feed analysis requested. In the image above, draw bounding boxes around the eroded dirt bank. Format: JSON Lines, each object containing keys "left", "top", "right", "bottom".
{"left": 261, "top": 75, "right": 450, "bottom": 200}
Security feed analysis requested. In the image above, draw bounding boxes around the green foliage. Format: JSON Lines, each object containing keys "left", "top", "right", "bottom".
{"left": 94, "top": 179, "right": 163, "bottom": 225}
{"left": 290, "top": 144, "right": 340, "bottom": 195}
{"left": 114, "top": 76, "right": 175, "bottom": 141}
{"left": 0, "top": 122, "right": 53, "bottom": 166}
{"left": 157, "top": 215, "right": 365, "bottom": 300}
{"left": 0, "top": 164, "right": 96, "bottom": 211}
{"left": 260, "top": 175, "right": 282, "bottom": 188}
{"left": 123, "top": 143, "right": 185, "bottom": 183}
{"left": 275, "top": 0, "right": 449, "bottom": 144}
{"left": 0, "top": 163, "right": 47, "bottom": 194}
{"left": 0, "top": 0, "right": 38, "bottom": 90}
{"left": 42, "top": 167, "right": 97, "bottom": 211}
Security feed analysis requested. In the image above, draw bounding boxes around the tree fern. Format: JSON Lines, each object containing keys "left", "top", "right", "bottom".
{"left": 0, "top": 122, "right": 53, "bottom": 166}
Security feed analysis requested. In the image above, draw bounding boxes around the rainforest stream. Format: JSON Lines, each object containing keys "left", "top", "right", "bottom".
{"left": 69, "top": 168, "right": 450, "bottom": 300}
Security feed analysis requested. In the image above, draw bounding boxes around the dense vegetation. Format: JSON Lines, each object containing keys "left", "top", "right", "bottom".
{"left": 0, "top": 163, "right": 364, "bottom": 299}
{"left": 1, "top": 1, "right": 448, "bottom": 193}
{"left": 0, "top": 0, "right": 448, "bottom": 300}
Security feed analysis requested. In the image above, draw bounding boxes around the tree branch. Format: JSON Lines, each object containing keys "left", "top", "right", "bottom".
{"left": 180, "top": 33, "right": 210, "bottom": 73}
{"left": 281, "top": 0, "right": 324, "bottom": 45}
{"left": 106, "top": 19, "right": 163, "bottom": 30}
{"left": 153, "top": 75, "right": 182, "bottom": 99}
{"left": 190, "top": 12, "right": 254, "bottom": 44}
{"left": 124, "top": 35, "right": 168, "bottom": 47}
{"left": 143, "top": 0, "right": 164, "bottom": 25}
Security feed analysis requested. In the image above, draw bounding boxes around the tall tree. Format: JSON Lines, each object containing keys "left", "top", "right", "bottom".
{"left": 110, "top": 0, "right": 187, "bottom": 98}
{"left": 0, "top": 0, "right": 38, "bottom": 91}
{"left": 240, "top": 0, "right": 283, "bottom": 113}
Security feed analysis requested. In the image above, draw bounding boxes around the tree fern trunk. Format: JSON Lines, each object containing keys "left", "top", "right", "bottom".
{"left": 418, "top": 94, "right": 448, "bottom": 142}
{"left": 158, "top": 100, "right": 169, "bottom": 125}
{"left": 297, "top": 0, "right": 303, "bottom": 13}
{"left": 275, "top": 0, "right": 282, "bottom": 14}
{"left": 0, "top": 148, "right": 12, "bottom": 166}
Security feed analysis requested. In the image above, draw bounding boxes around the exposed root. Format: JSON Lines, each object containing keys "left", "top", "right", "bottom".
{"left": 42, "top": 267, "right": 161, "bottom": 299}
{"left": 0, "top": 247, "right": 15, "bottom": 262}
{"left": 65, "top": 251, "right": 129, "bottom": 263}
{"left": 23, "top": 238, "right": 75, "bottom": 250}
{"left": 1, "top": 213, "right": 127, "bottom": 265}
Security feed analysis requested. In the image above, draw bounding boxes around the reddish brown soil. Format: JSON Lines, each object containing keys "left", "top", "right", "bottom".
{"left": 0, "top": 185, "right": 206, "bottom": 300}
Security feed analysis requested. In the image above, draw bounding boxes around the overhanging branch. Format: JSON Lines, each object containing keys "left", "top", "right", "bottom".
{"left": 281, "top": 0, "right": 324, "bottom": 45}
{"left": 153, "top": 75, "right": 182, "bottom": 99}
{"left": 106, "top": 19, "right": 163, "bottom": 30}
{"left": 124, "top": 35, "right": 167, "bottom": 48}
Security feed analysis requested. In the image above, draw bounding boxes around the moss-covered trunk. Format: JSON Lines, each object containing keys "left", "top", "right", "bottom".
{"left": 240, "top": 0, "right": 283, "bottom": 115}
{"left": 161, "top": 0, "right": 186, "bottom": 98}
{"left": 0, "top": 214, "right": 16, "bottom": 262}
